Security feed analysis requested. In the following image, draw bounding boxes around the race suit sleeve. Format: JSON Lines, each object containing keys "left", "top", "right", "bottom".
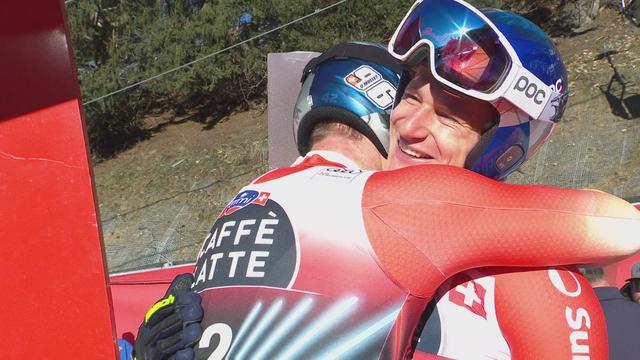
{"left": 491, "top": 266, "right": 608, "bottom": 359}
{"left": 362, "top": 164, "right": 640, "bottom": 298}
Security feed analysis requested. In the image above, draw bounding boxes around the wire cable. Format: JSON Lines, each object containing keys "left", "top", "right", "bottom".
{"left": 82, "top": 0, "right": 350, "bottom": 106}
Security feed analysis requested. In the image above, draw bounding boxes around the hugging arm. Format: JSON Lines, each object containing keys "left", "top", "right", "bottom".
{"left": 362, "top": 165, "right": 640, "bottom": 297}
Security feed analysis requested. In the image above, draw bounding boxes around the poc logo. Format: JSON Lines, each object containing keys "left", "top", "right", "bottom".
{"left": 550, "top": 78, "right": 564, "bottom": 94}
{"left": 513, "top": 76, "right": 547, "bottom": 105}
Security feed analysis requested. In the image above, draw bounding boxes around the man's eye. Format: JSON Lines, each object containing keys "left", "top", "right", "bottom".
{"left": 437, "top": 113, "right": 461, "bottom": 125}
{"left": 403, "top": 92, "right": 419, "bottom": 102}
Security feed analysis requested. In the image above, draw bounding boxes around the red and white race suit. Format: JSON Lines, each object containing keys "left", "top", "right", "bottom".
{"left": 420, "top": 266, "right": 608, "bottom": 359}
{"left": 192, "top": 151, "right": 640, "bottom": 359}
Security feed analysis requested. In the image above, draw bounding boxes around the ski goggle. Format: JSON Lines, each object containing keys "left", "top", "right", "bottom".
{"left": 388, "top": 0, "right": 562, "bottom": 122}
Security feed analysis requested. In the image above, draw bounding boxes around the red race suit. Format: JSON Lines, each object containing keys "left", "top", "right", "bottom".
{"left": 418, "top": 266, "right": 608, "bottom": 359}
{"left": 191, "top": 151, "right": 640, "bottom": 359}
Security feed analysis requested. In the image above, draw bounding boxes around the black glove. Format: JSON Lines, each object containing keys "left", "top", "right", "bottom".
{"left": 134, "top": 273, "right": 203, "bottom": 360}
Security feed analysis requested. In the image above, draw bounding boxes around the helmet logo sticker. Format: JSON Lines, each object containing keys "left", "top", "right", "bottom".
{"left": 513, "top": 75, "right": 547, "bottom": 105}
{"left": 345, "top": 65, "right": 382, "bottom": 90}
{"left": 538, "top": 78, "right": 567, "bottom": 123}
{"left": 540, "top": 90, "right": 568, "bottom": 124}
{"left": 550, "top": 78, "right": 564, "bottom": 94}
{"left": 344, "top": 65, "right": 397, "bottom": 109}
{"left": 220, "top": 190, "right": 270, "bottom": 216}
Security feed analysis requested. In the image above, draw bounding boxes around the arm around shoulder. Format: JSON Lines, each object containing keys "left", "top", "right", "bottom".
{"left": 363, "top": 164, "right": 640, "bottom": 279}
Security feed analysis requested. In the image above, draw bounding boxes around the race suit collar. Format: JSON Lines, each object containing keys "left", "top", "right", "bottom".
{"left": 293, "top": 150, "right": 361, "bottom": 170}
{"left": 253, "top": 150, "right": 357, "bottom": 185}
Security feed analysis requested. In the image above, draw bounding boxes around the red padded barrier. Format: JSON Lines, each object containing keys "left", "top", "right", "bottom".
{"left": 0, "top": 1, "right": 117, "bottom": 357}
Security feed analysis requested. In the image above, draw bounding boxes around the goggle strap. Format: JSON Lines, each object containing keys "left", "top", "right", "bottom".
{"left": 502, "top": 66, "right": 557, "bottom": 121}
{"left": 301, "top": 43, "right": 402, "bottom": 83}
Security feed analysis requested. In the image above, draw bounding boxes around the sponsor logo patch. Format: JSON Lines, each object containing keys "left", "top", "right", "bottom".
{"left": 513, "top": 75, "right": 548, "bottom": 105}
{"left": 194, "top": 195, "right": 297, "bottom": 292}
{"left": 314, "top": 167, "right": 363, "bottom": 182}
{"left": 548, "top": 269, "right": 592, "bottom": 358}
{"left": 221, "top": 190, "right": 271, "bottom": 216}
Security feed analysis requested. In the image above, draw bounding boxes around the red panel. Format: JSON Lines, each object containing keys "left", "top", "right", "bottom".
{"left": 0, "top": 1, "right": 117, "bottom": 358}
{"left": 109, "top": 263, "right": 196, "bottom": 340}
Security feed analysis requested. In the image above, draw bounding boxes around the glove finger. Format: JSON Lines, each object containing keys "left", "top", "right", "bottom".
{"left": 156, "top": 323, "right": 201, "bottom": 360}
{"left": 155, "top": 318, "right": 201, "bottom": 350}
{"left": 175, "top": 293, "right": 204, "bottom": 324}
{"left": 143, "top": 294, "right": 202, "bottom": 342}
{"left": 140, "top": 292, "right": 201, "bottom": 344}
{"left": 145, "top": 302, "right": 177, "bottom": 327}
{"left": 178, "top": 305, "right": 203, "bottom": 325}
{"left": 155, "top": 332, "right": 184, "bottom": 359}
{"left": 147, "top": 273, "right": 194, "bottom": 326}
{"left": 170, "top": 348, "right": 195, "bottom": 360}
{"left": 174, "top": 291, "right": 202, "bottom": 306}
{"left": 139, "top": 312, "right": 181, "bottom": 346}
{"left": 147, "top": 284, "right": 200, "bottom": 326}
{"left": 165, "top": 273, "right": 195, "bottom": 296}
{"left": 181, "top": 323, "right": 202, "bottom": 348}
{"left": 154, "top": 313, "right": 184, "bottom": 340}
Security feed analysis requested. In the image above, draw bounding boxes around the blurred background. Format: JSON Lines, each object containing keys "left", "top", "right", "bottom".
{"left": 63, "top": 0, "right": 640, "bottom": 273}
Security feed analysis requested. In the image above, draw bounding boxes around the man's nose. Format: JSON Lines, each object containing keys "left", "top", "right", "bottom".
{"left": 397, "top": 105, "right": 437, "bottom": 141}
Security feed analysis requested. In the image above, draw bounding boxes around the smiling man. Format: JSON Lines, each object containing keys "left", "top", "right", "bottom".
{"left": 134, "top": 3, "right": 640, "bottom": 359}
{"left": 383, "top": 1, "right": 608, "bottom": 358}
{"left": 181, "top": 40, "right": 639, "bottom": 360}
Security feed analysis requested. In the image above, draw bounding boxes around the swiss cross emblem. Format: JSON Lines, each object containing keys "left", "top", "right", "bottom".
{"left": 345, "top": 74, "right": 361, "bottom": 87}
{"left": 253, "top": 192, "right": 270, "bottom": 206}
{"left": 219, "top": 190, "right": 271, "bottom": 217}
{"left": 449, "top": 278, "right": 487, "bottom": 319}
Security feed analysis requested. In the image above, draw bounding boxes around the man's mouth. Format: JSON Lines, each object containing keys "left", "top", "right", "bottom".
{"left": 398, "top": 140, "right": 433, "bottom": 159}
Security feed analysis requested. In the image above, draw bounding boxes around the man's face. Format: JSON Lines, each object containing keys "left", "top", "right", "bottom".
{"left": 385, "top": 65, "right": 496, "bottom": 170}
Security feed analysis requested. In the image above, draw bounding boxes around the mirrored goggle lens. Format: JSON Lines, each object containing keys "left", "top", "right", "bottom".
{"left": 391, "top": 0, "right": 512, "bottom": 93}
{"left": 632, "top": 278, "right": 640, "bottom": 290}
